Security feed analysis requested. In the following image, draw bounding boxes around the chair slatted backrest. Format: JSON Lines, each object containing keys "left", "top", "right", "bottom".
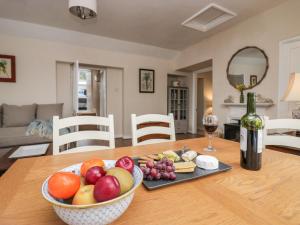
{"left": 52, "top": 115, "right": 115, "bottom": 155}
{"left": 131, "top": 113, "right": 176, "bottom": 146}
{"left": 263, "top": 117, "right": 300, "bottom": 148}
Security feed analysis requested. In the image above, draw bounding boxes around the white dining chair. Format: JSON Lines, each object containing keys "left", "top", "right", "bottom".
{"left": 263, "top": 117, "right": 300, "bottom": 148}
{"left": 131, "top": 113, "right": 176, "bottom": 146}
{"left": 52, "top": 115, "right": 115, "bottom": 155}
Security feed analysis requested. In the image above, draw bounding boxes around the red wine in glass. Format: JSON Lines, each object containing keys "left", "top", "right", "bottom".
{"left": 204, "top": 125, "right": 218, "bottom": 134}
{"left": 203, "top": 115, "right": 218, "bottom": 151}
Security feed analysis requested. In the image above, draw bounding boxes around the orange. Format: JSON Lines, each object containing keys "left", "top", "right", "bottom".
{"left": 80, "top": 159, "right": 105, "bottom": 177}
{"left": 48, "top": 172, "right": 80, "bottom": 199}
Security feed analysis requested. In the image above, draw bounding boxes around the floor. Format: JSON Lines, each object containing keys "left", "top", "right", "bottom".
{"left": 78, "top": 134, "right": 300, "bottom": 156}
{"left": 117, "top": 133, "right": 203, "bottom": 147}
{"left": 0, "top": 147, "right": 12, "bottom": 158}
{"left": 78, "top": 133, "right": 204, "bottom": 148}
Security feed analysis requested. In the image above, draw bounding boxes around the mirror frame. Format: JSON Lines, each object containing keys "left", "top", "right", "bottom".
{"left": 226, "top": 46, "right": 269, "bottom": 90}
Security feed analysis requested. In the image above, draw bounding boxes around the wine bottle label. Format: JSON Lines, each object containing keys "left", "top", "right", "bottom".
{"left": 257, "top": 129, "right": 263, "bottom": 153}
{"left": 240, "top": 127, "right": 247, "bottom": 152}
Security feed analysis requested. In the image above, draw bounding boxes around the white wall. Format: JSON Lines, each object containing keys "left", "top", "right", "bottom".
{"left": 175, "top": 0, "right": 300, "bottom": 129}
{"left": 0, "top": 19, "right": 178, "bottom": 137}
{"left": 107, "top": 68, "right": 123, "bottom": 138}
{"left": 56, "top": 62, "right": 73, "bottom": 117}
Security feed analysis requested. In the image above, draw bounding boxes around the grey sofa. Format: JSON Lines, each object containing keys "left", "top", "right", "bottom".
{"left": 0, "top": 103, "right": 63, "bottom": 148}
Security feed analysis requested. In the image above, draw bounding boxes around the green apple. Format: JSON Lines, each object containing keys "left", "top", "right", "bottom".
{"left": 106, "top": 167, "right": 134, "bottom": 195}
{"left": 72, "top": 185, "right": 97, "bottom": 205}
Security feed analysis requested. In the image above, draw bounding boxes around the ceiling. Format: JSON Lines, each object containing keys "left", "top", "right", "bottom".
{"left": 178, "top": 59, "right": 212, "bottom": 72}
{"left": 0, "top": 0, "right": 286, "bottom": 50}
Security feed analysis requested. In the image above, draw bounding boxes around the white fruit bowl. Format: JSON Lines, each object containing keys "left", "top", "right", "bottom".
{"left": 42, "top": 160, "right": 143, "bottom": 225}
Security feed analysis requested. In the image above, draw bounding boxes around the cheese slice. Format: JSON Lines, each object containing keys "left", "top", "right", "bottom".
{"left": 196, "top": 155, "right": 219, "bottom": 170}
{"left": 181, "top": 150, "right": 197, "bottom": 162}
{"left": 175, "top": 168, "right": 195, "bottom": 173}
{"left": 174, "top": 161, "right": 196, "bottom": 170}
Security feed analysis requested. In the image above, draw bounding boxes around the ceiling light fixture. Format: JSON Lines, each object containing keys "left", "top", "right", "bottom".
{"left": 69, "top": 0, "right": 97, "bottom": 20}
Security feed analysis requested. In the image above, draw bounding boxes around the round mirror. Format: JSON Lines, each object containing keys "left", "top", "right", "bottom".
{"left": 227, "top": 46, "right": 269, "bottom": 90}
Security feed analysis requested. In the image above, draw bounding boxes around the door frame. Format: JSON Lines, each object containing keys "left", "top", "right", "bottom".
{"left": 191, "top": 67, "right": 212, "bottom": 134}
{"left": 73, "top": 60, "right": 79, "bottom": 115}
{"left": 278, "top": 35, "right": 300, "bottom": 118}
{"left": 196, "top": 77, "right": 204, "bottom": 133}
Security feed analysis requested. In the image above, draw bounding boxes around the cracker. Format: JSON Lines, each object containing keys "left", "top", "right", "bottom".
{"left": 175, "top": 168, "right": 195, "bottom": 173}
{"left": 139, "top": 156, "right": 153, "bottom": 161}
{"left": 138, "top": 160, "right": 151, "bottom": 164}
{"left": 147, "top": 154, "right": 160, "bottom": 160}
{"left": 174, "top": 161, "right": 196, "bottom": 169}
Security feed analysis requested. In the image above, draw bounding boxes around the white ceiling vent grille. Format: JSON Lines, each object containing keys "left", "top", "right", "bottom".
{"left": 182, "top": 3, "right": 236, "bottom": 32}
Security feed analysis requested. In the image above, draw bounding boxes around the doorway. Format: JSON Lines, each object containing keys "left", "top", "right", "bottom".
{"left": 190, "top": 66, "right": 213, "bottom": 134}
{"left": 195, "top": 71, "right": 213, "bottom": 134}
{"left": 176, "top": 59, "right": 213, "bottom": 134}
{"left": 77, "top": 67, "right": 104, "bottom": 114}
{"left": 56, "top": 62, "right": 124, "bottom": 137}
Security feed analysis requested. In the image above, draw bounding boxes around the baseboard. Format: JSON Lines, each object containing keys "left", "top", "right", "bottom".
{"left": 121, "top": 135, "right": 132, "bottom": 140}
{"left": 188, "top": 128, "right": 198, "bottom": 134}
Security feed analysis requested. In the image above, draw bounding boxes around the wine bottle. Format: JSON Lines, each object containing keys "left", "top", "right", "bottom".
{"left": 240, "top": 92, "right": 264, "bottom": 170}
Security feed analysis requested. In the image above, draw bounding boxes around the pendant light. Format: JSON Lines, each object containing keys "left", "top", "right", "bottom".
{"left": 69, "top": 0, "right": 97, "bottom": 20}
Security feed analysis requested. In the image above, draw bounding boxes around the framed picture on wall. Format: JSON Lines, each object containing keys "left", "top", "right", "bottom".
{"left": 0, "top": 55, "right": 16, "bottom": 82}
{"left": 250, "top": 75, "right": 257, "bottom": 87}
{"left": 139, "top": 68, "right": 155, "bottom": 93}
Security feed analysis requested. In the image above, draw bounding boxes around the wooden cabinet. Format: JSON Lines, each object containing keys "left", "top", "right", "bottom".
{"left": 168, "top": 87, "right": 188, "bottom": 133}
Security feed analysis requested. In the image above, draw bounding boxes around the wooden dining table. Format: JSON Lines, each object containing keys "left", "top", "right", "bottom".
{"left": 0, "top": 138, "right": 299, "bottom": 225}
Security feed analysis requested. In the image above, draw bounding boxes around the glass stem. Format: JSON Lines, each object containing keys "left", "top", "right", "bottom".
{"left": 208, "top": 134, "right": 213, "bottom": 149}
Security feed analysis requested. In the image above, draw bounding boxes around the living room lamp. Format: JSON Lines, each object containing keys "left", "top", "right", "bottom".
{"left": 282, "top": 72, "right": 300, "bottom": 119}
{"left": 69, "top": 0, "right": 97, "bottom": 20}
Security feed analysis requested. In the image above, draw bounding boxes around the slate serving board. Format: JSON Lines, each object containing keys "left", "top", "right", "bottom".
{"left": 134, "top": 150, "right": 232, "bottom": 190}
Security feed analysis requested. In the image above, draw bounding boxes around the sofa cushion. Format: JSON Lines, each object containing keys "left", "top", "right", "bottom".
{"left": 36, "top": 103, "right": 63, "bottom": 120}
{"left": 2, "top": 104, "right": 36, "bottom": 127}
{"left": 0, "top": 127, "right": 51, "bottom": 148}
{"left": 0, "top": 105, "right": 2, "bottom": 127}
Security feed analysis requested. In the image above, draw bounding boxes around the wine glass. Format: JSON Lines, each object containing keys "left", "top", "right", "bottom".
{"left": 203, "top": 114, "right": 218, "bottom": 152}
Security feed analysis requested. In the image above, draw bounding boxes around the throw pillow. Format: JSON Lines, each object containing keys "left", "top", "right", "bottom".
{"left": 36, "top": 103, "right": 63, "bottom": 120}
{"left": 26, "top": 119, "right": 70, "bottom": 139}
{"left": 2, "top": 104, "right": 36, "bottom": 127}
{"left": 0, "top": 105, "right": 2, "bottom": 127}
{"left": 26, "top": 119, "right": 53, "bottom": 139}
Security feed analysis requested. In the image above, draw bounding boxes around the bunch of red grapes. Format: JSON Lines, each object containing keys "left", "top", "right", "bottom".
{"left": 140, "top": 157, "right": 176, "bottom": 181}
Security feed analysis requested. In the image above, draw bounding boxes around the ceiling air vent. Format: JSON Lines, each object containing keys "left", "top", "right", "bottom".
{"left": 182, "top": 3, "right": 236, "bottom": 32}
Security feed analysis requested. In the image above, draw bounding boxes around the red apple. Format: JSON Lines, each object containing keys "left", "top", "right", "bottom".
{"left": 85, "top": 166, "right": 106, "bottom": 185}
{"left": 94, "top": 175, "right": 120, "bottom": 202}
{"left": 116, "top": 156, "right": 134, "bottom": 173}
